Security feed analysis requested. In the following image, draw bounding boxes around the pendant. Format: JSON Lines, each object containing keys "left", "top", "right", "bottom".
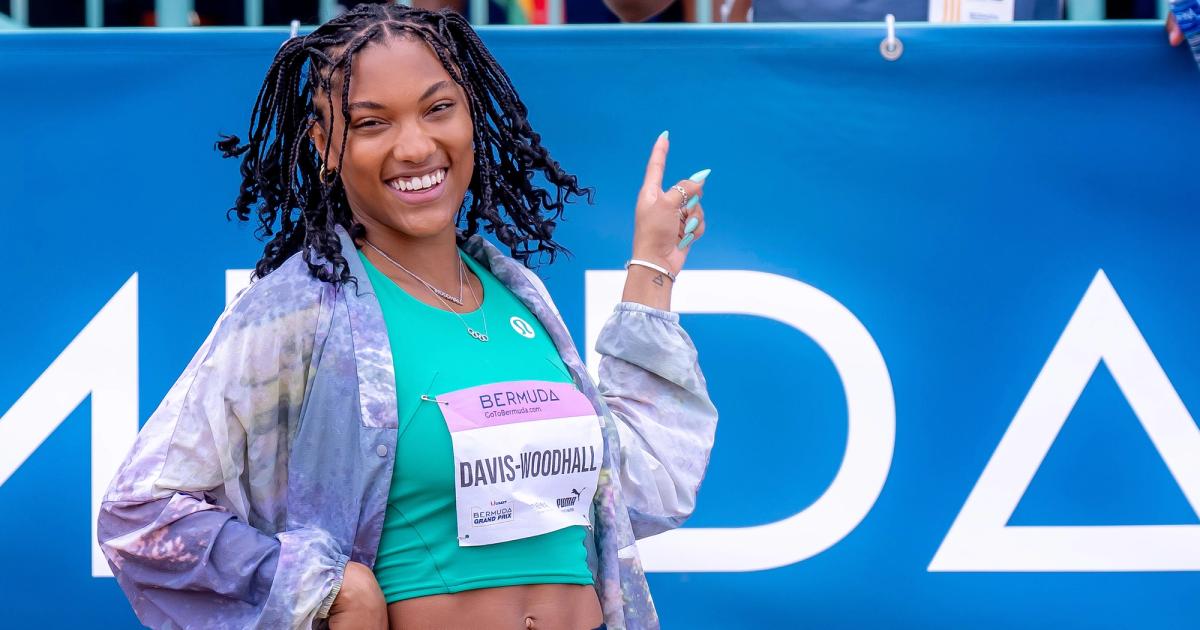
{"left": 467, "top": 327, "right": 489, "bottom": 342}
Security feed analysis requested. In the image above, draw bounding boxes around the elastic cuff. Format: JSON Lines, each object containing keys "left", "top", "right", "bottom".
{"left": 612, "top": 301, "right": 680, "bottom": 324}
{"left": 316, "top": 555, "right": 350, "bottom": 619}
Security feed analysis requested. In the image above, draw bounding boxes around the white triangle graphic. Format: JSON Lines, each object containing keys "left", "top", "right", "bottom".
{"left": 929, "top": 270, "right": 1200, "bottom": 572}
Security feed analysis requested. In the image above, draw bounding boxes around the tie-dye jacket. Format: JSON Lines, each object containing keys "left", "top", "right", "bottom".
{"left": 97, "top": 224, "right": 718, "bottom": 630}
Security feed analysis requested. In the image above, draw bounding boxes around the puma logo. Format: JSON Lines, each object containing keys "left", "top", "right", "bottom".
{"left": 557, "top": 487, "right": 587, "bottom": 509}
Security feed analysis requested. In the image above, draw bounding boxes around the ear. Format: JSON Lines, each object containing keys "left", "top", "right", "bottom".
{"left": 308, "top": 117, "right": 328, "bottom": 158}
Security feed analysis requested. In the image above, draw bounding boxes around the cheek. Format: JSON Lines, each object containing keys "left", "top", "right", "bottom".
{"left": 453, "top": 107, "right": 475, "bottom": 154}
{"left": 343, "top": 138, "right": 385, "bottom": 179}
{"left": 454, "top": 125, "right": 475, "bottom": 177}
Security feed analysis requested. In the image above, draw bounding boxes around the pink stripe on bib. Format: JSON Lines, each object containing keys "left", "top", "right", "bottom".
{"left": 437, "top": 380, "right": 595, "bottom": 432}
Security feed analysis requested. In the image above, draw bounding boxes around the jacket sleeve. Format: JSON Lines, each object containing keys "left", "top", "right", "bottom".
{"left": 594, "top": 301, "right": 719, "bottom": 539}
{"left": 96, "top": 276, "right": 348, "bottom": 630}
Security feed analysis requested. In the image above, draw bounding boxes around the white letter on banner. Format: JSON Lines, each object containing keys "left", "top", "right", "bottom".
{"left": 930, "top": 270, "right": 1200, "bottom": 572}
{"left": 0, "top": 274, "right": 139, "bottom": 577}
{"left": 585, "top": 270, "right": 895, "bottom": 571}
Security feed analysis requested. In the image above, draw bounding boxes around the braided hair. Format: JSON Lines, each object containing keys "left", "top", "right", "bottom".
{"left": 215, "top": 1, "right": 594, "bottom": 286}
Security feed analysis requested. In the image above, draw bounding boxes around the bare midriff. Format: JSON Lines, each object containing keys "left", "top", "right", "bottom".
{"left": 386, "top": 583, "right": 603, "bottom": 630}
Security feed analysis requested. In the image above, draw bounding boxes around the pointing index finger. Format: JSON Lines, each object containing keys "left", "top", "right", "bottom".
{"left": 641, "top": 130, "right": 669, "bottom": 194}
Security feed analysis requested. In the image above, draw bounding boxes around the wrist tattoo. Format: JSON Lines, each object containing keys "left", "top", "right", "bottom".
{"left": 653, "top": 273, "right": 665, "bottom": 286}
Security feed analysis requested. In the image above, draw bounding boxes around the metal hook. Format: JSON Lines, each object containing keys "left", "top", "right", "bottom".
{"left": 420, "top": 395, "right": 449, "bottom": 406}
{"left": 879, "top": 14, "right": 904, "bottom": 62}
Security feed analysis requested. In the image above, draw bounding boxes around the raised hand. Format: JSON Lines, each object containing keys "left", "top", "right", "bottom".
{"left": 631, "top": 130, "right": 708, "bottom": 276}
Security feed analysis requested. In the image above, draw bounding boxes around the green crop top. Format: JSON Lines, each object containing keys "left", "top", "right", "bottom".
{"left": 357, "top": 247, "right": 594, "bottom": 604}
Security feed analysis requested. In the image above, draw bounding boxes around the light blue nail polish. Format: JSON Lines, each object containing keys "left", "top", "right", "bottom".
{"left": 685, "top": 195, "right": 700, "bottom": 210}
{"left": 658, "top": 130, "right": 670, "bottom": 142}
{"left": 684, "top": 217, "right": 699, "bottom": 234}
{"left": 677, "top": 233, "right": 695, "bottom": 250}
{"left": 688, "top": 168, "right": 711, "bottom": 183}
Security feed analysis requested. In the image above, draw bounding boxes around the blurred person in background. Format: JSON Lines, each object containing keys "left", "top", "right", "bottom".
{"left": 605, "top": 0, "right": 1060, "bottom": 22}
{"left": 1166, "top": 12, "right": 1184, "bottom": 46}
{"left": 409, "top": 0, "right": 689, "bottom": 22}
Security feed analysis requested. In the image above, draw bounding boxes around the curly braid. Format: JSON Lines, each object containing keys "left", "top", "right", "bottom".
{"left": 215, "top": 1, "right": 594, "bottom": 286}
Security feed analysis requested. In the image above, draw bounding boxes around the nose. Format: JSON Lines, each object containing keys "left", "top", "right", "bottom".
{"left": 390, "top": 122, "right": 437, "bottom": 165}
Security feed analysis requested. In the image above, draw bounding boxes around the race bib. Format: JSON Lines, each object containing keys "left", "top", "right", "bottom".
{"left": 435, "top": 380, "right": 603, "bottom": 547}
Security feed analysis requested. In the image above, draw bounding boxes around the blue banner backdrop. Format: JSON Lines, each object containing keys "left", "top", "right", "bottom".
{"left": 2, "top": 22, "right": 1200, "bottom": 629}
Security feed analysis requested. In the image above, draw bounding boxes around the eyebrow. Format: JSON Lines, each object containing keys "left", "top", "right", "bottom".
{"left": 419, "top": 80, "right": 452, "bottom": 101}
{"left": 347, "top": 100, "right": 387, "bottom": 112}
{"left": 347, "top": 81, "right": 453, "bottom": 112}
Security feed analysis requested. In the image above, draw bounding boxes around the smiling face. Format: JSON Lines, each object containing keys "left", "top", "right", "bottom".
{"left": 309, "top": 34, "right": 475, "bottom": 243}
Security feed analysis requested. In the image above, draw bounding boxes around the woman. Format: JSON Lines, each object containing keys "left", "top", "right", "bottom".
{"left": 97, "top": 3, "right": 717, "bottom": 629}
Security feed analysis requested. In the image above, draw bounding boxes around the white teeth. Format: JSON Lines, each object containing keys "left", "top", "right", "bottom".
{"left": 390, "top": 169, "right": 445, "bottom": 192}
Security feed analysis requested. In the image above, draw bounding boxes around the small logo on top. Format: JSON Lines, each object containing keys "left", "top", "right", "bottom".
{"left": 510, "top": 316, "right": 536, "bottom": 339}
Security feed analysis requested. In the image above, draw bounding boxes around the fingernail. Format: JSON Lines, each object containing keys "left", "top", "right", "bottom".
{"left": 685, "top": 195, "right": 700, "bottom": 210}
{"left": 684, "top": 217, "right": 699, "bottom": 233}
{"left": 677, "top": 233, "right": 695, "bottom": 250}
{"left": 688, "top": 168, "right": 711, "bottom": 183}
{"left": 658, "top": 130, "right": 670, "bottom": 142}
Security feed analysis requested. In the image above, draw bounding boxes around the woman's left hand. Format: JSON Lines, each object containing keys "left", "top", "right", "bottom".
{"left": 630, "top": 131, "right": 708, "bottom": 276}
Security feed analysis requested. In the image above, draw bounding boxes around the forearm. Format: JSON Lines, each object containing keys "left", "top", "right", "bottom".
{"left": 99, "top": 494, "right": 347, "bottom": 628}
{"left": 594, "top": 302, "right": 718, "bottom": 538}
{"left": 621, "top": 264, "right": 672, "bottom": 311}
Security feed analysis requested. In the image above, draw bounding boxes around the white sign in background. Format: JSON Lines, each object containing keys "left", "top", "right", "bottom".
{"left": 0, "top": 269, "right": 1197, "bottom": 577}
